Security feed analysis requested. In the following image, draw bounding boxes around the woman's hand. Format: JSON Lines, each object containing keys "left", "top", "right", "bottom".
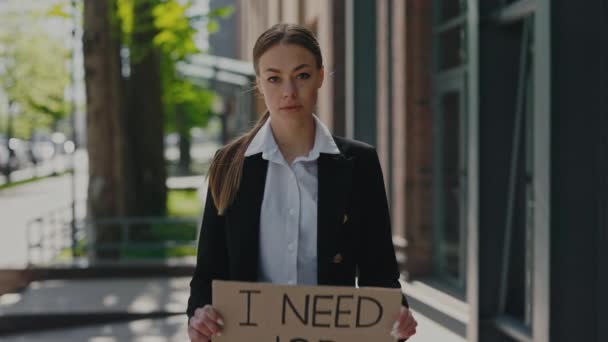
{"left": 188, "top": 305, "right": 224, "bottom": 342}
{"left": 391, "top": 306, "right": 418, "bottom": 339}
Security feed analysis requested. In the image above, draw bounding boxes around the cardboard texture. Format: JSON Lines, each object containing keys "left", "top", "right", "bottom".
{"left": 212, "top": 280, "right": 402, "bottom": 342}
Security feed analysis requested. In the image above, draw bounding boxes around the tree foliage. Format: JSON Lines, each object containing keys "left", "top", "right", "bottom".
{"left": 0, "top": 7, "right": 71, "bottom": 138}
{"left": 115, "top": 0, "right": 233, "bottom": 134}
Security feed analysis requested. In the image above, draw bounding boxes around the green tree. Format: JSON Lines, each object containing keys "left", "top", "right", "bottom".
{"left": 153, "top": 0, "right": 224, "bottom": 173}
{"left": 82, "top": 0, "right": 129, "bottom": 259}
{"left": 117, "top": 0, "right": 168, "bottom": 217}
{"left": 80, "top": 0, "right": 231, "bottom": 259}
{"left": 118, "top": 0, "right": 230, "bottom": 174}
{"left": 0, "top": 11, "right": 71, "bottom": 139}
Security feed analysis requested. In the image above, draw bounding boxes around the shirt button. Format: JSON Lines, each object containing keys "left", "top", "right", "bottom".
{"left": 288, "top": 243, "right": 295, "bottom": 251}
{"left": 289, "top": 208, "right": 295, "bottom": 216}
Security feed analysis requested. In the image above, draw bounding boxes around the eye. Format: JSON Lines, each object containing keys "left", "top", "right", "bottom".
{"left": 296, "top": 73, "right": 311, "bottom": 80}
{"left": 267, "top": 76, "right": 280, "bottom": 83}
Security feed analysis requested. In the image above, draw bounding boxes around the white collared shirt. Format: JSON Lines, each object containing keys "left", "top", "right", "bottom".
{"left": 244, "top": 115, "right": 340, "bottom": 286}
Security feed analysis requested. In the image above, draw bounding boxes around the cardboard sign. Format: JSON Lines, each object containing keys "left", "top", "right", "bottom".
{"left": 212, "top": 280, "right": 402, "bottom": 342}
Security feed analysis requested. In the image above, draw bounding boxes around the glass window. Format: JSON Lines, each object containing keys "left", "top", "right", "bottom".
{"left": 439, "top": 0, "right": 467, "bottom": 23}
{"left": 439, "top": 26, "right": 466, "bottom": 71}
{"left": 433, "top": 85, "right": 467, "bottom": 291}
{"left": 432, "top": 0, "right": 469, "bottom": 294}
{"left": 498, "top": 15, "right": 535, "bottom": 330}
{"left": 440, "top": 91, "right": 463, "bottom": 280}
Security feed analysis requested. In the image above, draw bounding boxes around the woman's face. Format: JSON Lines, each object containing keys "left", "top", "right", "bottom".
{"left": 256, "top": 43, "right": 324, "bottom": 122}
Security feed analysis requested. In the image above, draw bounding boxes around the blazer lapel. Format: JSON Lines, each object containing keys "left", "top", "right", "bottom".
{"left": 317, "top": 152, "right": 354, "bottom": 284}
{"left": 228, "top": 153, "right": 268, "bottom": 282}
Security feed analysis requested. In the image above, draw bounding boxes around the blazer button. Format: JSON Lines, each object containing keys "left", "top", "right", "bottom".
{"left": 332, "top": 253, "right": 343, "bottom": 264}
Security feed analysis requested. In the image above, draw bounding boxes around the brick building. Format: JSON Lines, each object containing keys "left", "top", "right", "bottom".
{"left": 207, "top": 1, "right": 606, "bottom": 341}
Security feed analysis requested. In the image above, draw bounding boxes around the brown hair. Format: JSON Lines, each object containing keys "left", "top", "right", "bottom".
{"left": 207, "top": 23, "right": 323, "bottom": 215}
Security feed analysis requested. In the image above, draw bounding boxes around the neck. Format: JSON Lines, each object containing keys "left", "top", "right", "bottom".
{"left": 269, "top": 114, "right": 315, "bottom": 164}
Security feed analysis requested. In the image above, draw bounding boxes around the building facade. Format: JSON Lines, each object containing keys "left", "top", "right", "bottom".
{"left": 209, "top": 1, "right": 606, "bottom": 341}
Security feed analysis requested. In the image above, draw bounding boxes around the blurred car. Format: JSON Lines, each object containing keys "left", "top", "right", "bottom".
{"left": 0, "top": 137, "right": 30, "bottom": 173}
{"left": 0, "top": 142, "right": 9, "bottom": 172}
{"left": 8, "top": 138, "right": 33, "bottom": 170}
{"left": 30, "top": 135, "right": 56, "bottom": 163}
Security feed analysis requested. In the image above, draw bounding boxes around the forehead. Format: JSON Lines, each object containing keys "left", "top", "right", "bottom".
{"left": 258, "top": 43, "right": 317, "bottom": 71}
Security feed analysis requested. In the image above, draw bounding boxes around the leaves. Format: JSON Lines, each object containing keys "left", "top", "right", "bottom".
{"left": 46, "top": 3, "right": 71, "bottom": 19}
{"left": 116, "top": 0, "right": 135, "bottom": 41}
{"left": 207, "top": 20, "right": 219, "bottom": 34}
{"left": 152, "top": 1, "right": 199, "bottom": 60}
{"left": 112, "top": 0, "right": 233, "bottom": 133}
{"left": 208, "top": 6, "right": 235, "bottom": 19}
{"left": 0, "top": 8, "right": 71, "bottom": 138}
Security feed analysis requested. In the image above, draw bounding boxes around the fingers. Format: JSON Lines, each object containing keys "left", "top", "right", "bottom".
{"left": 188, "top": 325, "right": 209, "bottom": 342}
{"left": 189, "top": 305, "right": 225, "bottom": 341}
{"left": 401, "top": 310, "right": 417, "bottom": 338}
{"left": 203, "top": 305, "right": 225, "bottom": 326}
{"left": 391, "top": 307, "right": 418, "bottom": 339}
{"left": 402, "top": 308, "right": 416, "bottom": 330}
{"left": 399, "top": 307, "right": 410, "bottom": 326}
{"left": 189, "top": 316, "right": 212, "bottom": 341}
{"left": 202, "top": 318, "right": 223, "bottom": 337}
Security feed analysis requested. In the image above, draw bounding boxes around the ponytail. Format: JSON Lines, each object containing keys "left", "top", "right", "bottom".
{"left": 207, "top": 111, "right": 270, "bottom": 215}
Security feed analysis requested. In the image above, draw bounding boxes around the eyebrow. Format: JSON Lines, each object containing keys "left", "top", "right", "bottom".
{"left": 264, "top": 64, "right": 312, "bottom": 73}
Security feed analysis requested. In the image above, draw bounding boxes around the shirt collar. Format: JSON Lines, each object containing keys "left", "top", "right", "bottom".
{"left": 244, "top": 114, "right": 340, "bottom": 161}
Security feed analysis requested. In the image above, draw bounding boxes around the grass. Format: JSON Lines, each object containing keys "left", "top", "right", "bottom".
{"left": 121, "top": 189, "right": 202, "bottom": 259}
{"left": 120, "top": 245, "right": 197, "bottom": 259}
{"left": 55, "top": 189, "right": 203, "bottom": 261}
{"left": 167, "top": 189, "right": 202, "bottom": 217}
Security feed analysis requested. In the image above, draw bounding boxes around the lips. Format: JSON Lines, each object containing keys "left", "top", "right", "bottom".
{"left": 280, "top": 105, "right": 302, "bottom": 110}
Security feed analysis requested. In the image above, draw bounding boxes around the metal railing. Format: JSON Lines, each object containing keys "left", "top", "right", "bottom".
{"left": 177, "top": 54, "right": 258, "bottom": 142}
{"left": 26, "top": 203, "right": 200, "bottom": 266}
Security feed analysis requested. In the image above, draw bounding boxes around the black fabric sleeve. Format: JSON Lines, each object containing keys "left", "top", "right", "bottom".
{"left": 355, "top": 147, "right": 409, "bottom": 308}
{"left": 186, "top": 185, "right": 230, "bottom": 318}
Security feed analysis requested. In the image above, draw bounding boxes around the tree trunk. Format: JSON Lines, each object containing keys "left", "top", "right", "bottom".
{"left": 126, "top": 0, "right": 167, "bottom": 218}
{"left": 176, "top": 104, "right": 192, "bottom": 175}
{"left": 83, "top": 0, "right": 127, "bottom": 259}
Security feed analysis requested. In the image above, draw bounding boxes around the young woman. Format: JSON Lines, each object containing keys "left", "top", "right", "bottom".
{"left": 187, "top": 23, "right": 417, "bottom": 342}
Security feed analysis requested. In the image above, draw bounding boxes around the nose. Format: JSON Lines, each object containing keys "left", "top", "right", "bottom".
{"left": 282, "top": 79, "right": 297, "bottom": 98}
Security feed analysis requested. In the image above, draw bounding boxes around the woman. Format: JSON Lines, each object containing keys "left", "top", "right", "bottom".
{"left": 187, "top": 23, "right": 417, "bottom": 341}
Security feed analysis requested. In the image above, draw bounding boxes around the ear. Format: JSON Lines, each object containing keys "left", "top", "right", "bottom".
{"left": 318, "top": 67, "right": 325, "bottom": 89}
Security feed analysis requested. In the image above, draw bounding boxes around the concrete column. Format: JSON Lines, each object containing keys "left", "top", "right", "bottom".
{"left": 376, "top": 0, "right": 390, "bottom": 186}
{"left": 391, "top": 0, "right": 407, "bottom": 242}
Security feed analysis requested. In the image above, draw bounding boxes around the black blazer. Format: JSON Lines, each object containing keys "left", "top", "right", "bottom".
{"left": 187, "top": 136, "right": 408, "bottom": 318}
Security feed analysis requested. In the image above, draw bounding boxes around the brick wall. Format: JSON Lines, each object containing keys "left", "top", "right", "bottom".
{"left": 234, "top": 0, "right": 340, "bottom": 127}
{"left": 403, "top": 0, "right": 434, "bottom": 278}
{"left": 377, "top": 0, "right": 434, "bottom": 277}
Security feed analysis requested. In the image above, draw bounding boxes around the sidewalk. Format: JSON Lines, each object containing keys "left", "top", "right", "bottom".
{"left": 0, "top": 277, "right": 191, "bottom": 340}
{"left": 0, "top": 278, "right": 190, "bottom": 316}
{"left": 2, "top": 315, "right": 189, "bottom": 341}
{"left": 1, "top": 309, "right": 464, "bottom": 341}
{"left": 0, "top": 276, "right": 466, "bottom": 341}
